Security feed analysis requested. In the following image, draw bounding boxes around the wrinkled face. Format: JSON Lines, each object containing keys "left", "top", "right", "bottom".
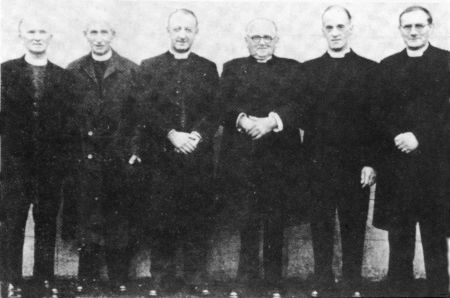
{"left": 322, "top": 8, "right": 353, "bottom": 52}
{"left": 399, "top": 10, "right": 432, "bottom": 50}
{"left": 245, "top": 20, "right": 278, "bottom": 61}
{"left": 167, "top": 12, "right": 198, "bottom": 53}
{"left": 84, "top": 21, "right": 115, "bottom": 55}
{"left": 19, "top": 17, "right": 52, "bottom": 55}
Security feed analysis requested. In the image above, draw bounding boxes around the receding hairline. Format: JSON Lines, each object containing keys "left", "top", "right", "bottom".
{"left": 245, "top": 18, "right": 278, "bottom": 36}
{"left": 399, "top": 6, "right": 433, "bottom": 25}
{"left": 322, "top": 5, "right": 352, "bottom": 23}
{"left": 84, "top": 18, "right": 116, "bottom": 34}
{"left": 18, "top": 16, "right": 52, "bottom": 34}
{"left": 167, "top": 8, "right": 199, "bottom": 28}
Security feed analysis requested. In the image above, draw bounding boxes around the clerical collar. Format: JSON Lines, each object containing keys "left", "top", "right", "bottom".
{"left": 256, "top": 56, "right": 273, "bottom": 63}
{"left": 169, "top": 49, "right": 191, "bottom": 60}
{"left": 91, "top": 50, "right": 112, "bottom": 61}
{"left": 327, "top": 47, "right": 351, "bottom": 58}
{"left": 24, "top": 53, "right": 48, "bottom": 66}
{"left": 406, "top": 43, "right": 429, "bottom": 57}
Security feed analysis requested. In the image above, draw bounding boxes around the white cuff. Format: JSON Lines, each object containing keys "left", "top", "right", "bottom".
{"left": 236, "top": 113, "right": 247, "bottom": 132}
{"left": 269, "top": 112, "right": 283, "bottom": 132}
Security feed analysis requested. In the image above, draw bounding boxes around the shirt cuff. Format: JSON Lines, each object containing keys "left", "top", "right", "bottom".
{"left": 269, "top": 112, "right": 283, "bottom": 132}
{"left": 191, "top": 131, "right": 202, "bottom": 141}
{"left": 236, "top": 113, "right": 247, "bottom": 132}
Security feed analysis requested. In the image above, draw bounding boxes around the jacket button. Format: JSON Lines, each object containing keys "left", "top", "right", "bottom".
{"left": 88, "top": 131, "right": 93, "bottom": 136}
{"left": 175, "top": 90, "right": 180, "bottom": 94}
{"left": 87, "top": 154, "right": 93, "bottom": 159}
{"left": 94, "top": 197, "right": 99, "bottom": 201}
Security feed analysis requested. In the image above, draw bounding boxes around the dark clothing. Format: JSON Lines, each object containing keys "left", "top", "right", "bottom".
{"left": 66, "top": 51, "right": 139, "bottom": 284}
{"left": 301, "top": 51, "right": 377, "bottom": 289}
{"left": 133, "top": 51, "right": 219, "bottom": 285}
{"left": 0, "top": 57, "right": 77, "bottom": 284}
{"left": 218, "top": 55, "right": 308, "bottom": 284}
{"left": 372, "top": 45, "right": 450, "bottom": 296}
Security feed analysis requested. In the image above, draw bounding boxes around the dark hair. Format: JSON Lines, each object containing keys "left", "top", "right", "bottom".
{"left": 399, "top": 6, "right": 433, "bottom": 25}
{"left": 168, "top": 8, "right": 198, "bottom": 27}
{"left": 322, "top": 5, "right": 352, "bottom": 21}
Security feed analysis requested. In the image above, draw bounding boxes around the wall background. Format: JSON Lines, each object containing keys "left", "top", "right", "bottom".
{"left": 2, "top": 0, "right": 450, "bottom": 284}
{"left": 2, "top": 0, "right": 450, "bottom": 70}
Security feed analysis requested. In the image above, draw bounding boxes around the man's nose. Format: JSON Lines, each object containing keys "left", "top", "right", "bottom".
{"left": 178, "top": 30, "right": 187, "bottom": 38}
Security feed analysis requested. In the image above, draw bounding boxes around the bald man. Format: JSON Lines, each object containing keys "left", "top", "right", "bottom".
{"left": 301, "top": 6, "right": 377, "bottom": 297}
{"left": 66, "top": 15, "right": 139, "bottom": 294}
{"left": 219, "top": 18, "right": 308, "bottom": 296}
{"left": 131, "top": 9, "right": 219, "bottom": 296}
{"left": 1, "top": 16, "right": 78, "bottom": 296}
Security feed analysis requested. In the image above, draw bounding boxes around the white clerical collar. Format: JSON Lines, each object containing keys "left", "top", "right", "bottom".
{"left": 169, "top": 49, "right": 191, "bottom": 60}
{"left": 327, "top": 47, "right": 351, "bottom": 58}
{"left": 91, "top": 50, "right": 112, "bottom": 62}
{"left": 255, "top": 56, "right": 273, "bottom": 63}
{"left": 406, "top": 43, "right": 429, "bottom": 57}
{"left": 24, "top": 53, "right": 48, "bottom": 66}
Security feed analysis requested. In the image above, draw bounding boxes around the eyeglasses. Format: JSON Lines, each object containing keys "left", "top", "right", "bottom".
{"left": 249, "top": 35, "right": 274, "bottom": 43}
{"left": 400, "top": 23, "right": 429, "bottom": 32}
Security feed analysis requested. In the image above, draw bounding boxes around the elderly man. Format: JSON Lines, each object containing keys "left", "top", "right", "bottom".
{"left": 219, "top": 18, "right": 308, "bottom": 297}
{"left": 300, "top": 6, "right": 377, "bottom": 297}
{"left": 1, "top": 15, "right": 77, "bottom": 296}
{"left": 66, "top": 15, "right": 139, "bottom": 294}
{"left": 372, "top": 6, "right": 450, "bottom": 297}
{"left": 132, "top": 8, "right": 219, "bottom": 296}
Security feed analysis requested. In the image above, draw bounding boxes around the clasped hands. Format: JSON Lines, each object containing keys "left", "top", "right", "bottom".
{"left": 238, "top": 114, "right": 277, "bottom": 140}
{"left": 168, "top": 130, "right": 201, "bottom": 154}
{"left": 394, "top": 132, "right": 418, "bottom": 154}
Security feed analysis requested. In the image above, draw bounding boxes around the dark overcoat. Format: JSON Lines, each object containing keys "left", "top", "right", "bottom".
{"left": 218, "top": 56, "right": 309, "bottom": 219}
{"left": 64, "top": 51, "right": 139, "bottom": 248}
{"left": 372, "top": 45, "right": 450, "bottom": 230}
{"left": 132, "top": 51, "right": 219, "bottom": 230}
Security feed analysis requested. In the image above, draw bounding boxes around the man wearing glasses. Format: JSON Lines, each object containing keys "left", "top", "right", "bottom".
{"left": 218, "top": 18, "right": 308, "bottom": 297}
{"left": 372, "top": 6, "right": 450, "bottom": 297}
{"left": 300, "top": 6, "right": 377, "bottom": 297}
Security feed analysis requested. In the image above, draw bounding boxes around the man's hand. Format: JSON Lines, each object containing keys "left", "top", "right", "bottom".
{"left": 247, "top": 116, "right": 277, "bottom": 140}
{"left": 394, "top": 132, "right": 419, "bottom": 154}
{"left": 128, "top": 154, "right": 142, "bottom": 165}
{"left": 237, "top": 115, "right": 256, "bottom": 133}
{"left": 360, "top": 166, "right": 376, "bottom": 188}
{"left": 168, "top": 130, "right": 196, "bottom": 154}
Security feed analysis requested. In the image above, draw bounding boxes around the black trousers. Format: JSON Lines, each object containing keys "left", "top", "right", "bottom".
{"left": 2, "top": 156, "right": 62, "bottom": 284}
{"left": 76, "top": 160, "right": 138, "bottom": 285}
{"left": 146, "top": 155, "right": 215, "bottom": 285}
{"left": 223, "top": 158, "right": 297, "bottom": 285}
{"left": 309, "top": 165, "right": 369, "bottom": 289}
{"left": 387, "top": 201, "right": 449, "bottom": 296}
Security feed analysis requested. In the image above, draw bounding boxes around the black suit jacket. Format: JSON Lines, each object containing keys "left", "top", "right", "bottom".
{"left": 133, "top": 51, "right": 219, "bottom": 164}
{"left": 302, "top": 50, "right": 378, "bottom": 173}
{"left": 218, "top": 55, "right": 308, "bottom": 184}
{"left": 372, "top": 45, "right": 450, "bottom": 230}
{"left": 1, "top": 56, "right": 78, "bottom": 171}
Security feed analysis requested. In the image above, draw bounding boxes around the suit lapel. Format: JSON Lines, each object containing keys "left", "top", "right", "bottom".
{"left": 80, "top": 57, "right": 98, "bottom": 85}
{"left": 16, "top": 58, "right": 35, "bottom": 100}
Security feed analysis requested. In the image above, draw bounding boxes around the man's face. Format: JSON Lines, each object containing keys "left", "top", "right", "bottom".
{"left": 19, "top": 18, "right": 52, "bottom": 55}
{"left": 245, "top": 20, "right": 278, "bottom": 61}
{"left": 84, "top": 21, "right": 115, "bottom": 55}
{"left": 399, "top": 10, "right": 432, "bottom": 50}
{"left": 322, "top": 9, "right": 352, "bottom": 52}
{"left": 167, "top": 13, "right": 198, "bottom": 53}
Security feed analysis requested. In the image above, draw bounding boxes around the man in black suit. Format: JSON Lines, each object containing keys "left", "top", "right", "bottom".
{"left": 131, "top": 9, "right": 219, "bottom": 296}
{"left": 218, "top": 18, "right": 308, "bottom": 297}
{"left": 66, "top": 15, "right": 140, "bottom": 294}
{"left": 1, "top": 15, "right": 77, "bottom": 297}
{"left": 372, "top": 6, "right": 450, "bottom": 297}
{"left": 301, "top": 6, "right": 377, "bottom": 297}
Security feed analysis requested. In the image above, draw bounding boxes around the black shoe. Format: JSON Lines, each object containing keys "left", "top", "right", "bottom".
{"left": 186, "top": 284, "right": 211, "bottom": 296}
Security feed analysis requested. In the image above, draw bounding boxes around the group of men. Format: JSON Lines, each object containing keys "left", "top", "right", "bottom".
{"left": 1, "top": 4, "right": 449, "bottom": 298}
